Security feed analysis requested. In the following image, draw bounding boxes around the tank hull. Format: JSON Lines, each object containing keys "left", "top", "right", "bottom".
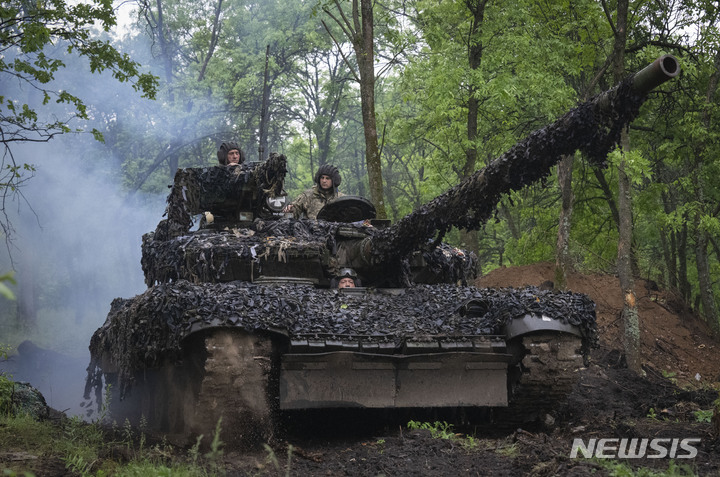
{"left": 100, "top": 326, "right": 584, "bottom": 447}
{"left": 90, "top": 282, "right": 593, "bottom": 445}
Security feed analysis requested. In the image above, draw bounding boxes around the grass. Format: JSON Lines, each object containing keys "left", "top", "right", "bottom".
{"left": 593, "top": 459, "right": 698, "bottom": 476}
{"left": 0, "top": 402, "right": 225, "bottom": 477}
{"left": 406, "top": 420, "right": 457, "bottom": 439}
{"left": 405, "top": 420, "right": 488, "bottom": 451}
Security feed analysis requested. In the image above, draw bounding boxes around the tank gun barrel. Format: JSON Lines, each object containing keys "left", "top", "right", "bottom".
{"left": 368, "top": 55, "right": 680, "bottom": 262}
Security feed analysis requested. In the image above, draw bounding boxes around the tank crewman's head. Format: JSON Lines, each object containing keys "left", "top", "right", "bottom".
{"left": 314, "top": 164, "right": 341, "bottom": 192}
{"left": 336, "top": 267, "right": 359, "bottom": 288}
{"left": 217, "top": 142, "right": 245, "bottom": 165}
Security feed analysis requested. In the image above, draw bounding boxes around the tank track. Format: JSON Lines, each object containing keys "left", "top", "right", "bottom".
{"left": 502, "top": 332, "right": 584, "bottom": 428}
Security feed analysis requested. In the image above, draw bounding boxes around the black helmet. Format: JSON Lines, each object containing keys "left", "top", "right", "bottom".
{"left": 333, "top": 267, "right": 361, "bottom": 288}
{"left": 315, "top": 164, "right": 341, "bottom": 188}
{"left": 217, "top": 142, "right": 245, "bottom": 165}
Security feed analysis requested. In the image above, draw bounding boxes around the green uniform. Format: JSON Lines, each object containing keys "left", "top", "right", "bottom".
{"left": 291, "top": 185, "right": 344, "bottom": 219}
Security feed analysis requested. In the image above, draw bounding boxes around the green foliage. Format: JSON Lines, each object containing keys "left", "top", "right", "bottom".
{"left": 263, "top": 442, "right": 294, "bottom": 477}
{"left": 0, "top": 405, "right": 221, "bottom": 477}
{"left": 0, "top": 375, "right": 14, "bottom": 415}
{"left": 593, "top": 458, "right": 697, "bottom": 476}
{"left": 405, "top": 420, "right": 480, "bottom": 450}
{"left": 0, "top": 375, "right": 218, "bottom": 476}
{"left": 407, "top": 420, "right": 456, "bottom": 439}
{"left": 0, "top": 343, "right": 12, "bottom": 361}
{"left": 661, "top": 370, "right": 678, "bottom": 385}
{"left": 0, "top": 272, "right": 16, "bottom": 301}
{"left": 495, "top": 442, "right": 519, "bottom": 458}
{"left": 693, "top": 409, "right": 713, "bottom": 423}
{"left": 0, "top": 411, "right": 60, "bottom": 456}
{"left": 0, "top": 0, "right": 157, "bottom": 141}
{"left": 694, "top": 395, "right": 720, "bottom": 423}
{"left": 205, "top": 417, "right": 224, "bottom": 474}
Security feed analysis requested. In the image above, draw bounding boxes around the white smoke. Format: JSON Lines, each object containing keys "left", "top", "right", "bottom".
{"left": 0, "top": 139, "right": 165, "bottom": 417}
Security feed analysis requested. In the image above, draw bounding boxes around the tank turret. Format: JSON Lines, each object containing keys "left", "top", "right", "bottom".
{"left": 87, "top": 56, "right": 679, "bottom": 448}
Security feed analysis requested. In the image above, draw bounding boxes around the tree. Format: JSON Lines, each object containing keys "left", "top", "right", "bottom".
{"left": 603, "top": 0, "right": 642, "bottom": 373}
{"left": 691, "top": 46, "right": 720, "bottom": 333}
{"left": 322, "top": 0, "right": 388, "bottom": 219}
{"left": 0, "top": 0, "right": 157, "bottom": 174}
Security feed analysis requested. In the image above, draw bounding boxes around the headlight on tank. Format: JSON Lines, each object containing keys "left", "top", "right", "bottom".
{"left": 266, "top": 195, "right": 287, "bottom": 213}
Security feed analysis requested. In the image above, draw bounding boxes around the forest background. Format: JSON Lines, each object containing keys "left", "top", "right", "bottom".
{"left": 0, "top": 0, "right": 719, "bottom": 408}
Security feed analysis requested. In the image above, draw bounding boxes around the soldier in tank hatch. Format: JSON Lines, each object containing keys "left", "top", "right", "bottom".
{"left": 283, "top": 164, "right": 344, "bottom": 219}
{"left": 333, "top": 267, "right": 360, "bottom": 289}
{"left": 217, "top": 142, "right": 245, "bottom": 165}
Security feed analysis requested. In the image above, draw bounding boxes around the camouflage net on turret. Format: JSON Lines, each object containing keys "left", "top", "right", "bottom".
{"left": 87, "top": 281, "right": 596, "bottom": 399}
{"left": 142, "top": 218, "right": 477, "bottom": 287}
{"left": 152, "top": 153, "right": 287, "bottom": 241}
{"left": 142, "top": 219, "right": 330, "bottom": 286}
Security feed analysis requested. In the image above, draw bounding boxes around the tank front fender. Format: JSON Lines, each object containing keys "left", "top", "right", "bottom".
{"left": 504, "top": 313, "right": 582, "bottom": 340}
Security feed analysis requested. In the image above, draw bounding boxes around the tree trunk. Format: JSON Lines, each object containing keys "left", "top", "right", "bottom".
{"left": 500, "top": 201, "right": 520, "bottom": 240}
{"left": 693, "top": 46, "right": 720, "bottom": 332}
{"left": 197, "top": 0, "right": 223, "bottom": 82}
{"left": 593, "top": 168, "right": 620, "bottom": 227}
{"left": 612, "top": 0, "right": 641, "bottom": 374}
{"left": 660, "top": 191, "right": 678, "bottom": 290}
{"left": 695, "top": 225, "right": 718, "bottom": 332}
{"left": 678, "top": 220, "right": 691, "bottom": 302}
{"left": 259, "top": 45, "right": 271, "bottom": 162}
{"left": 618, "top": 146, "right": 641, "bottom": 372}
{"left": 313, "top": 80, "right": 344, "bottom": 167}
{"left": 323, "top": 0, "right": 387, "bottom": 217}
{"left": 458, "top": 0, "right": 489, "bottom": 258}
{"left": 555, "top": 154, "right": 574, "bottom": 290}
{"left": 658, "top": 225, "right": 674, "bottom": 289}
{"left": 356, "top": 0, "right": 386, "bottom": 218}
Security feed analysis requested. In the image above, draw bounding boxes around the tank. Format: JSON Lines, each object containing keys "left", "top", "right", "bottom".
{"left": 86, "top": 55, "right": 679, "bottom": 446}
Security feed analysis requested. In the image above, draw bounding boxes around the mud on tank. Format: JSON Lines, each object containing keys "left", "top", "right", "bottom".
{"left": 87, "top": 55, "right": 679, "bottom": 447}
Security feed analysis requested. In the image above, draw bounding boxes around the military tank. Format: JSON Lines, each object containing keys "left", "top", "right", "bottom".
{"left": 87, "top": 55, "right": 679, "bottom": 447}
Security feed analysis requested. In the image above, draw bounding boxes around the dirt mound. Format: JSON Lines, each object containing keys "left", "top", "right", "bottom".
{"left": 477, "top": 262, "right": 720, "bottom": 387}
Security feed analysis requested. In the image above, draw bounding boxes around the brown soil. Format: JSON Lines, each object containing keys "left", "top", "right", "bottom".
{"left": 225, "top": 263, "right": 720, "bottom": 476}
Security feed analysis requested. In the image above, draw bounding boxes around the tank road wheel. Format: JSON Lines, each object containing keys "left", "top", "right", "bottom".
{"left": 186, "top": 329, "right": 280, "bottom": 448}
{"left": 503, "top": 332, "right": 584, "bottom": 428}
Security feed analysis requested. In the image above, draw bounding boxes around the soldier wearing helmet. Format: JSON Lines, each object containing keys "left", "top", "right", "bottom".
{"left": 217, "top": 142, "right": 245, "bottom": 166}
{"left": 333, "top": 267, "right": 360, "bottom": 288}
{"left": 284, "top": 164, "right": 344, "bottom": 219}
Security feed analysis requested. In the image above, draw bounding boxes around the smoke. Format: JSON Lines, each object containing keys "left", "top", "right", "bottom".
{"left": 0, "top": 139, "right": 165, "bottom": 417}
{"left": 0, "top": 5, "right": 238, "bottom": 417}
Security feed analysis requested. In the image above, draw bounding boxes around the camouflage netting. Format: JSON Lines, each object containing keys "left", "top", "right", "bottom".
{"left": 369, "top": 80, "right": 647, "bottom": 260}
{"left": 87, "top": 281, "right": 596, "bottom": 398}
{"left": 419, "top": 243, "right": 478, "bottom": 285}
{"left": 0, "top": 378, "right": 50, "bottom": 420}
{"left": 153, "top": 153, "right": 287, "bottom": 241}
{"left": 142, "top": 219, "right": 331, "bottom": 286}
{"left": 142, "top": 219, "right": 477, "bottom": 287}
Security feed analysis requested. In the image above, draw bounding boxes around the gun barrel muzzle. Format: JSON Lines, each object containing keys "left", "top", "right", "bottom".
{"left": 631, "top": 54, "right": 680, "bottom": 95}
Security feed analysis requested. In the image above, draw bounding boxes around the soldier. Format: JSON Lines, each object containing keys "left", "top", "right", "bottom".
{"left": 217, "top": 142, "right": 245, "bottom": 165}
{"left": 284, "top": 164, "right": 344, "bottom": 219}
{"left": 334, "top": 267, "right": 360, "bottom": 288}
